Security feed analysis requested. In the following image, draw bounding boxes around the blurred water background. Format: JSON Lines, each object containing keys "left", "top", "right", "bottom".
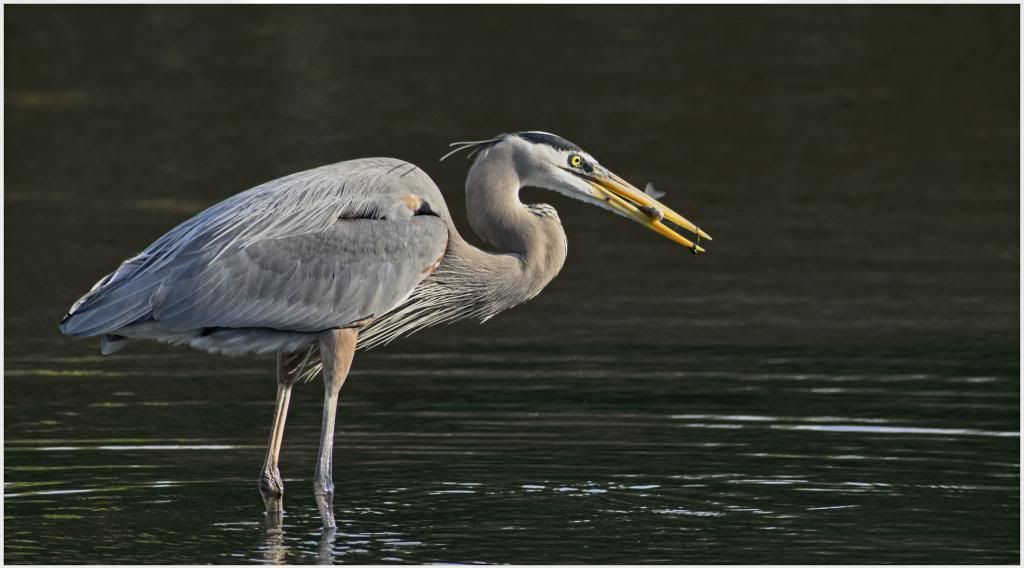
{"left": 5, "top": 5, "right": 1019, "bottom": 564}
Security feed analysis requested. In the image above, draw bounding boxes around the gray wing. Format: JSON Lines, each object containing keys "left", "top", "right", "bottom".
{"left": 60, "top": 158, "right": 449, "bottom": 337}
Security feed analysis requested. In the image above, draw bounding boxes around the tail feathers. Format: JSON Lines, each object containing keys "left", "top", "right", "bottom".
{"left": 59, "top": 279, "right": 160, "bottom": 338}
{"left": 60, "top": 254, "right": 158, "bottom": 338}
{"left": 60, "top": 303, "right": 148, "bottom": 338}
{"left": 100, "top": 334, "right": 130, "bottom": 355}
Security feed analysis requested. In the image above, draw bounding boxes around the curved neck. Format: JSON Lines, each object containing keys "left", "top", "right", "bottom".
{"left": 355, "top": 147, "right": 569, "bottom": 349}
{"left": 449, "top": 143, "right": 567, "bottom": 310}
{"left": 466, "top": 144, "right": 532, "bottom": 254}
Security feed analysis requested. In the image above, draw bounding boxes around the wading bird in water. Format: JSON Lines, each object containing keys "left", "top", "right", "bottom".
{"left": 59, "top": 131, "right": 712, "bottom": 528}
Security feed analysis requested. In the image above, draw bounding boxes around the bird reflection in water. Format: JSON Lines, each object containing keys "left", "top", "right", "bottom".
{"left": 260, "top": 513, "right": 338, "bottom": 565}
{"left": 259, "top": 514, "right": 289, "bottom": 564}
{"left": 316, "top": 528, "right": 337, "bottom": 564}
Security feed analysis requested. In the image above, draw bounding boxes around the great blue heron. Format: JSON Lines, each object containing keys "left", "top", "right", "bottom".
{"left": 59, "top": 131, "right": 711, "bottom": 528}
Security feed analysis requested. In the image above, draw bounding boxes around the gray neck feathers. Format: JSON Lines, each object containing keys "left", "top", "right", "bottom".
{"left": 356, "top": 141, "right": 567, "bottom": 350}
{"left": 460, "top": 142, "right": 567, "bottom": 305}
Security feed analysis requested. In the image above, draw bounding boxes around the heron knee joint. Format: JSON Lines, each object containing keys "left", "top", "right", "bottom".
{"left": 259, "top": 471, "right": 284, "bottom": 498}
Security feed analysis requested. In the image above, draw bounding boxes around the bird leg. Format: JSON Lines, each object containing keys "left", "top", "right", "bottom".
{"left": 259, "top": 349, "right": 311, "bottom": 518}
{"left": 314, "top": 328, "right": 358, "bottom": 530}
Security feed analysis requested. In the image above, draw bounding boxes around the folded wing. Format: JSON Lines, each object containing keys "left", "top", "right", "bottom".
{"left": 60, "top": 158, "right": 449, "bottom": 341}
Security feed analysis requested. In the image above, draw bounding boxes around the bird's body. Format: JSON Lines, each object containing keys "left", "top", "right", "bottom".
{"left": 60, "top": 152, "right": 569, "bottom": 360}
{"left": 60, "top": 131, "right": 710, "bottom": 529}
{"left": 61, "top": 158, "right": 452, "bottom": 356}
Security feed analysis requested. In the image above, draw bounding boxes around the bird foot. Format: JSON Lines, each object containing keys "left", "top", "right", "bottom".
{"left": 259, "top": 469, "right": 285, "bottom": 513}
{"left": 314, "top": 487, "right": 336, "bottom": 530}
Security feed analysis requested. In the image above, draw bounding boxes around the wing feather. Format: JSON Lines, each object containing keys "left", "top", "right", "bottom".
{"left": 61, "top": 158, "right": 449, "bottom": 340}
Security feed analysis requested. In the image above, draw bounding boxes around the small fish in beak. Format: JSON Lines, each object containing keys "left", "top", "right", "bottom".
{"left": 643, "top": 182, "right": 666, "bottom": 199}
{"left": 637, "top": 183, "right": 665, "bottom": 220}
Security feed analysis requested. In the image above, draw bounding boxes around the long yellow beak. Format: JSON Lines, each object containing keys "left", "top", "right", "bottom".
{"left": 585, "top": 170, "right": 712, "bottom": 254}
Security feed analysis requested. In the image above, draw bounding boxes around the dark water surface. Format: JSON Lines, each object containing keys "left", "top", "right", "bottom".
{"left": 6, "top": 6, "right": 1019, "bottom": 564}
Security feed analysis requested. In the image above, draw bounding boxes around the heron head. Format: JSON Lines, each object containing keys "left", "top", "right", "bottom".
{"left": 444, "top": 131, "right": 712, "bottom": 253}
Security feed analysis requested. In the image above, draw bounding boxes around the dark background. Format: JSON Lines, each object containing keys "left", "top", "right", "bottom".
{"left": 7, "top": 5, "right": 1018, "bottom": 351}
{"left": 5, "top": 5, "right": 1019, "bottom": 564}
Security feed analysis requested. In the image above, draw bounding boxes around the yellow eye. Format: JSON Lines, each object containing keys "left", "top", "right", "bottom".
{"left": 569, "top": 154, "right": 583, "bottom": 168}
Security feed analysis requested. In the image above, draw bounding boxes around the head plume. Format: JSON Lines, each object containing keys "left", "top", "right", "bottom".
{"left": 439, "top": 131, "right": 587, "bottom": 163}
{"left": 438, "top": 134, "right": 508, "bottom": 162}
